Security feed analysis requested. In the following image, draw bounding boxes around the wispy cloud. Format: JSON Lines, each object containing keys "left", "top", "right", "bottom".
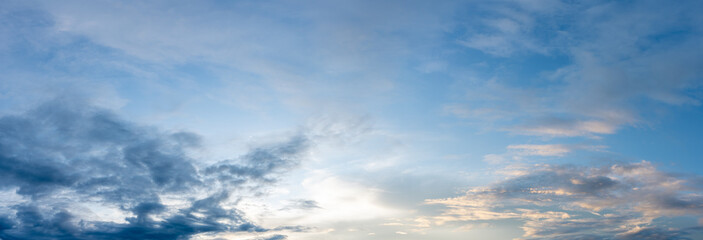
{"left": 449, "top": 0, "right": 703, "bottom": 138}
{"left": 507, "top": 144, "right": 572, "bottom": 157}
{"left": 483, "top": 144, "right": 605, "bottom": 165}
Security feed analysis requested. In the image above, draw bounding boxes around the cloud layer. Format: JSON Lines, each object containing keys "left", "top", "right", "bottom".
{"left": 426, "top": 161, "right": 703, "bottom": 239}
{"left": 0, "top": 99, "right": 309, "bottom": 239}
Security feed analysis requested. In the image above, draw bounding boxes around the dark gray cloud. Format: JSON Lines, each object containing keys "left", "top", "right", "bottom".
{"left": 278, "top": 199, "right": 321, "bottom": 211}
{"left": 616, "top": 227, "right": 690, "bottom": 240}
{"left": 249, "top": 234, "right": 287, "bottom": 240}
{"left": 205, "top": 135, "right": 308, "bottom": 187}
{"left": 426, "top": 162, "right": 703, "bottom": 239}
{"left": 271, "top": 225, "right": 314, "bottom": 233}
{"left": 0, "top": 99, "right": 309, "bottom": 239}
{"left": 265, "top": 235, "right": 287, "bottom": 240}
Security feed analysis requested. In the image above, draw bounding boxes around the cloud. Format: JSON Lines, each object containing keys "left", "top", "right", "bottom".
{"left": 425, "top": 161, "right": 703, "bottom": 239}
{"left": 515, "top": 119, "right": 620, "bottom": 138}
{"left": 279, "top": 200, "right": 321, "bottom": 211}
{"left": 484, "top": 144, "right": 605, "bottom": 165}
{"left": 507, "top": 144, "right": 571, "bottom": 157}
{"left": 0, "top": 99, "right": 309, "bottom": 239}
{"left": 250, "top": 234, "right": 288, "bottom": 240}
{"left": 17, "top": 0, "right": 462, "bottom": 116}
{"left": 204, "top": 135, "right": 308, "bottom": 188}
{"left": 450, "top": 0, "right": 703, "bottom": 138}
{"left": 457, "top": 1, "right": 561, "bottom": 57}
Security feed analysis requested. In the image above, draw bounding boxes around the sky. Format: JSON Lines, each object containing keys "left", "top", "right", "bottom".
{"left": 1, "top": 0, "right": 703, "bottom": 239}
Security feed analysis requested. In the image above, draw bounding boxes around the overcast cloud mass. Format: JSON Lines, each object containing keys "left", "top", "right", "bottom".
{"left": 1, "top": 0, "right": 703, "bottom": 239}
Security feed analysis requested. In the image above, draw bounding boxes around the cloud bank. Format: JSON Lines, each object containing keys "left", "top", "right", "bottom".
{"left": 0, "top": 99, "right": 309, "bottom": 239}
{"left": 426, "top": 161, "right": 703, "bottom": 239}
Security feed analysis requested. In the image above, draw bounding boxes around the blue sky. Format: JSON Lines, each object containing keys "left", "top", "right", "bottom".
{"left": 1, "top": 0, "right": 703, "bottom": 239}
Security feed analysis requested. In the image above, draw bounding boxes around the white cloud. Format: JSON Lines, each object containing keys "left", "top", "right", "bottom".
{"left": 507, "top": 144, "right": 571, "bottom": 157}
{"left": 484, "top": 144, "right": 606, "bottom": 165}
{"left": 516, "top": 120, "right": 618, "bottom": 137}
